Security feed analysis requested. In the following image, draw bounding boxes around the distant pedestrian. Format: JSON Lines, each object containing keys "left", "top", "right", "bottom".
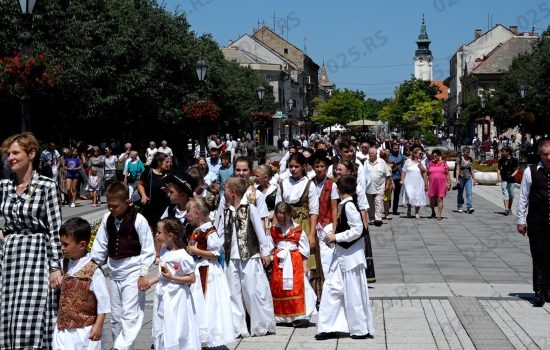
{"left": 455, "top": 146, "right": 476, "bottom": 214}
{"left": 65, "top": 147, "right": 82, "bottom": 208}
{"left": 516, "top": 138, "right": 550, "bottom": 306}
{"left": 498, "top": 146, "right": 519, "bottom": 216}
{"left": 426, "top": 149, "right": 451, "bottom": 220}
{"left": 401, "top": 148, "right": 427, "bottom": 218}
{"left": 86, "top": 168, "right": 100, "bottom": 207}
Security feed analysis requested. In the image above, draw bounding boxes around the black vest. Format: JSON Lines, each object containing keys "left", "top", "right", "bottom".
{"left": 527, "top": 165, "right": 550, "bottom": 226}
{"left": 335, "top": 200, "right": 367, "bottom": 249}
{"left": 107, "top": 206, "right": 141, "bottom": 259}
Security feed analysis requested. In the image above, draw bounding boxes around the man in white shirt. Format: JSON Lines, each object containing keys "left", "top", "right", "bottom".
{"left": 366, "top": 148, "right": 391, "bottom": 226}
{"left": 157, "top": 140, "right": 174, "bottom": 166}
{"left": 516, "top": 138, "right": 550, "bottom": 307}
{"left": 144, "top": 141, "right": 157, "bottom": 166}
{"left": 206, "top": 148, "right": 222, "bottom": 178}
{"left": 355, "top": 141, "right": 370, "bottom": 165}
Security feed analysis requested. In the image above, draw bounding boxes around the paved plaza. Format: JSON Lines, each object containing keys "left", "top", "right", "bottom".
{"left": 64, "top": 180, "right": 547, "bottom": 350}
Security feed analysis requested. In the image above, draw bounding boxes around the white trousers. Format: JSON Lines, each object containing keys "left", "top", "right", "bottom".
{"left": 317, "top": 264, "right": 375, "bottom": 336}
{"left": 367, "top": 193, "right": 384, "bottom": 221}
{"left": 225, "top": 258, "right": 276, "bottom": 337}
{"left": 110, "top": 275, "right": 145, "bottom": 350}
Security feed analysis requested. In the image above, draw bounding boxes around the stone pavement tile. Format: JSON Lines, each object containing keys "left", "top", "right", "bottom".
{"left": 448, "top": 283, "right": 500, "bottom": 297}
{"left": 240, "top": 334, "right": 291, "bottom": 343}
{"left": 369, "top": 283, "right": 408, "bottom": 297}
{"left": 490, "top": 283, "right": 534, "bottom": 297}
{"left": 386, "top": 343, "right": 438, "bottom": 350}
{"left": 406, "top": 283, "right": 453, "bottom": 297}
{"left": 480, "top": 300, "right": 533, "bottom": 350}
{"left": 236, "top": 342, "right": 287, "bottom": 350}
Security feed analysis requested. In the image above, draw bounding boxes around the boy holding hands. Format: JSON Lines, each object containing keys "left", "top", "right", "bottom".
{"left": 54, "top": 217, "right": 110, "bottom": 349}
{"left": 90, "top": 182, "right": 155, "bottom": 349}
{"left": 316, "top": 175, "right": 375, "bottom": 340}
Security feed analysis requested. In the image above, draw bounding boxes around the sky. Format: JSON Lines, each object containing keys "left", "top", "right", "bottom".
{"left": 164, "top": 0, "right": 549, "bottom": 99}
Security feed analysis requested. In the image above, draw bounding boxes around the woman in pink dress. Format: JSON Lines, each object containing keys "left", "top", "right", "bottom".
{"left": 425, "top": 149, "right": 451, "bottom": 220}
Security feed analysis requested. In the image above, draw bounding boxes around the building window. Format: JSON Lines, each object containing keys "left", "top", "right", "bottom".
{"left": 284, "top": 48, "right": 288, "bottom": 54}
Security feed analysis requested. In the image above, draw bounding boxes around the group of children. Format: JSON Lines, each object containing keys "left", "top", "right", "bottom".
{"left": 53, "top": 167, "right": 374, "bottom": 349}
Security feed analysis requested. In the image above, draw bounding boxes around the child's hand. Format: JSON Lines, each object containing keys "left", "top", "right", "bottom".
{"left": 160, "top": 267, "right": 173, "bottom": 280}
{"left": 261, "top": 255, "right": 272, "bottom": 267}
{"left": 137, "top": 276, "right": 149, "bottom": 292}
{"left": 89, "top": 323, "right": 103, "bottom": 341}
{"left": 324, "top": 233, "right": 336, "bottom": 244}
{"left": 187, "top": 245, "right": 199, "bottom": 255}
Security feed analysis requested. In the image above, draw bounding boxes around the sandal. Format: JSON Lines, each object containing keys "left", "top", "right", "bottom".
{"left": 154, "top": 257, "right": 160, "bottom": 265}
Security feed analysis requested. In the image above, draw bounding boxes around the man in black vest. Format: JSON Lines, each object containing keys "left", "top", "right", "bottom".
{"left": 517, "top": 138, "right": 550, "bottom": 306}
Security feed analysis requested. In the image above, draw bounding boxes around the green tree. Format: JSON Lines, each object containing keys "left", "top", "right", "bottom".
{"left": 378, "top": 77, "right": 443, "bottom": 135}
{"left": 0, "top": 0, "right": 274, "bottom": 145}
{"left": 491, "top": 28, "right": 550, "bottom": 135}
{"left": 312, "top": 89, "right": 366, "bottom": 126}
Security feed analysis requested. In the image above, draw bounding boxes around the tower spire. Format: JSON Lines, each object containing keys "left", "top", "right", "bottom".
{"left": 414, "top": 15, "right": 433, "bottom": 81}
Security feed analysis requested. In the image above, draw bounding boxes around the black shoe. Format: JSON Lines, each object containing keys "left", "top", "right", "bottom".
{"left": 315, "top": 332, "right": 338, "bottom": 340}
{"left": 374, "top": 220, "right": 383, "bottom": 226}
{"left": 533, "top": 289, "right": 545, "bottom": 307}
{"left": 546, "top": 290, "right": 550, "bottom": 303}
{"left": 467, "top": 208, "right": 475, "bottom": 214}
{"left": 350, "top": 333, "right": 374, "bottom": 339}
{"left": 292, "top": 319, "right": 309, "bottom": 328}
{"left": 392, "top": 211, "right": 399, "bottom": 216}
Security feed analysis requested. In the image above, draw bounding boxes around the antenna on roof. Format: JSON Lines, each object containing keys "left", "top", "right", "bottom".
{"left": 273, "top": 11, "right": 276, "bottom": 33}
{"left": 304, "top": 37, "right": 307, "bottom": 54}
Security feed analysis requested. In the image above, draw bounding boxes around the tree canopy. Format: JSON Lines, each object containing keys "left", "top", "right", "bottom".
{"left": 378, "top": 77, "right": 443, "bottom": 136}
{"left": 0, "top": 0, "right": 274, "bottom": 146}
{"left": 312, "top": 89, "right": 366, "bottom": 126}
{"left": 491, "top": 30, "right": 550, "bottom": 136}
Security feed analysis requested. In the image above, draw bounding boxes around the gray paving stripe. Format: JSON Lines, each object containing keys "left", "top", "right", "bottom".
{"left": 448, "top": 296, "right": 514, "bottom": 350}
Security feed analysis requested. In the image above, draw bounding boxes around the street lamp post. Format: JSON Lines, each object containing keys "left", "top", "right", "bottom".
{"left": 287, "top": 98, "right": 294, "bottom": 139}
{"left": 19, "top": 0, "right": 37, "bottom": 132}
{"left": 195, "top": 58, "right": 208, "bottom": 156}
{"left": 519, "top": 84, "right": 527, "bottom": 99}
{"left": 256, "top": 85, "right": 267, "bottom": 149}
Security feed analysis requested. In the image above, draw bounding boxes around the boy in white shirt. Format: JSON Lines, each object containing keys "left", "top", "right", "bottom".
{"left": 316, "top": 175, "right": 375, "bottom": 340}
{"left": 90, "top": 182, "right": 155, "bottom": 349}
{"left": 54, "top": 218, "right": 110, "bottom": 350}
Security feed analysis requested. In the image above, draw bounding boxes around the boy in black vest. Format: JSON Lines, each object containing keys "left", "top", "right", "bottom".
{"left": 90, "top": 182, "right": 155, "bottom": 349}
{"left": 316, "top": 175, "right": 374, "bottom": 340}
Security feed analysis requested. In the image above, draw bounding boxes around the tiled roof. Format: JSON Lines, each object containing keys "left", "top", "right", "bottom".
{"left": 470, "top": 37, "right": 537, "bottom": 74}
{"left": 431, "top": 80, "right": 449, "bottom": 101}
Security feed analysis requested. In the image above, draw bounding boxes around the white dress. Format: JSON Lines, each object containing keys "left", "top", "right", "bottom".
{"left": 152, "top": 249, "right": 201, "bottom": 350}
{"left": 194, "top": 222, "right": 236, "bottom": 347}
{"left": 401, "top": 159, "right": 426, "bottom": 206}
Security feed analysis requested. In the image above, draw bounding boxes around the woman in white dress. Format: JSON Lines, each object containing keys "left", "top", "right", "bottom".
{"left": 149, "top": 218, "right": 201, "bottom": 350}
{"left": 401, "top": 147, "right": 427, "bottom": 218}
{"left": 186, "top": 197, "right": 235, "bottom": 347}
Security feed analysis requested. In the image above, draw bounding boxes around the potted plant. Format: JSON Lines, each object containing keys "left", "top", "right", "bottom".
{"left": 473, "top": 161, "right": 499, "bottom": 185}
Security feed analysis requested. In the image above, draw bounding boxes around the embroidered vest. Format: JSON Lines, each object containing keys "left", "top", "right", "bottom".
{"left": 280, "top": 179, "right": 312, "bottom": 234}
{"left": 527, "top": 165, "right": 550, "bottom": 226}
{"left": 223, "top": 204, "right": 260, "bottom": 262}
{"left": 317, "top": 178, "right": 334, "bottom": 228}
{"left": 57, "top": 261, "right": 99, "bottom": 330}
{"left": 107, "top": 206, "right": 141, "bottom": 260}
{"left": 335, "top": 200, "right": 367, "bottom": 249}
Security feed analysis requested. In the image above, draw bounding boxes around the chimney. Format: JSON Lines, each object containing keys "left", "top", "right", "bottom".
{"left": 475, "top": 29, "right": 482, "bottom": 39}
{"left": 509, "top": 25, "right": 519, "bottom": 35}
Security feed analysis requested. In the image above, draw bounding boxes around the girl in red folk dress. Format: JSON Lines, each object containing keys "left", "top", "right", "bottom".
{"left": 270, "top": 202, "right": 317, "bottom": 327}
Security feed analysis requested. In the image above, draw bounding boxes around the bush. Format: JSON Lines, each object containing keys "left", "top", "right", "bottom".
{"left": 422, "top": 132, "right": 439, "bottom": 146}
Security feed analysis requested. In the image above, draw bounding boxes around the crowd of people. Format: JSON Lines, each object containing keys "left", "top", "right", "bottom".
{"left": 0, "top": 130, "right": 548, "bottom": 349}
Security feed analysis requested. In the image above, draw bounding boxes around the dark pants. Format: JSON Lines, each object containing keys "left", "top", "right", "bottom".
{"left": 528, "top": 224, "right": 550, "bottom": 291}
{"left": 391, "top": 178, "right": 402, "bottom": 214}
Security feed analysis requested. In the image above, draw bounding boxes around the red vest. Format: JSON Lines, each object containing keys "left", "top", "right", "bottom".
{"left": 318, "top": 178, "right": 334, "bottom": 228}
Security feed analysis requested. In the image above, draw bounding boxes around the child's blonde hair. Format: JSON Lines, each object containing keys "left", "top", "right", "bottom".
{"left": 186, "top": 197, "right": 210, "bottom": 219}
{"left": 224, "top": 177, "right": 247, "bottom": 197}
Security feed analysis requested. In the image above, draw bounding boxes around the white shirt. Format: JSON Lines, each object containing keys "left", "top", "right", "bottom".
{"left": 276, "top": 176, "right": 319, "bottom": 215}
{"left": 367, "top": 158, "right": 391, "bottom": 195}
{"left": 194, "top": 222, "right": 222, "bottom": 268}
{"left": 517, "top": 162, "right": 545, "bottom": 225}
{"left": 145, "top": 147, "right": 157, "bottom": 165}
{"left": 90, "top": 211, "right": 156, "bottom": 280}
{"left": 104, "top": 155, "right": 117, "bottom": 171}
{"left": 279, "top": 151, "right": 291, "bottom": 173}
{"left": 157, "top": 146, "right": 173, "bottom": 157}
